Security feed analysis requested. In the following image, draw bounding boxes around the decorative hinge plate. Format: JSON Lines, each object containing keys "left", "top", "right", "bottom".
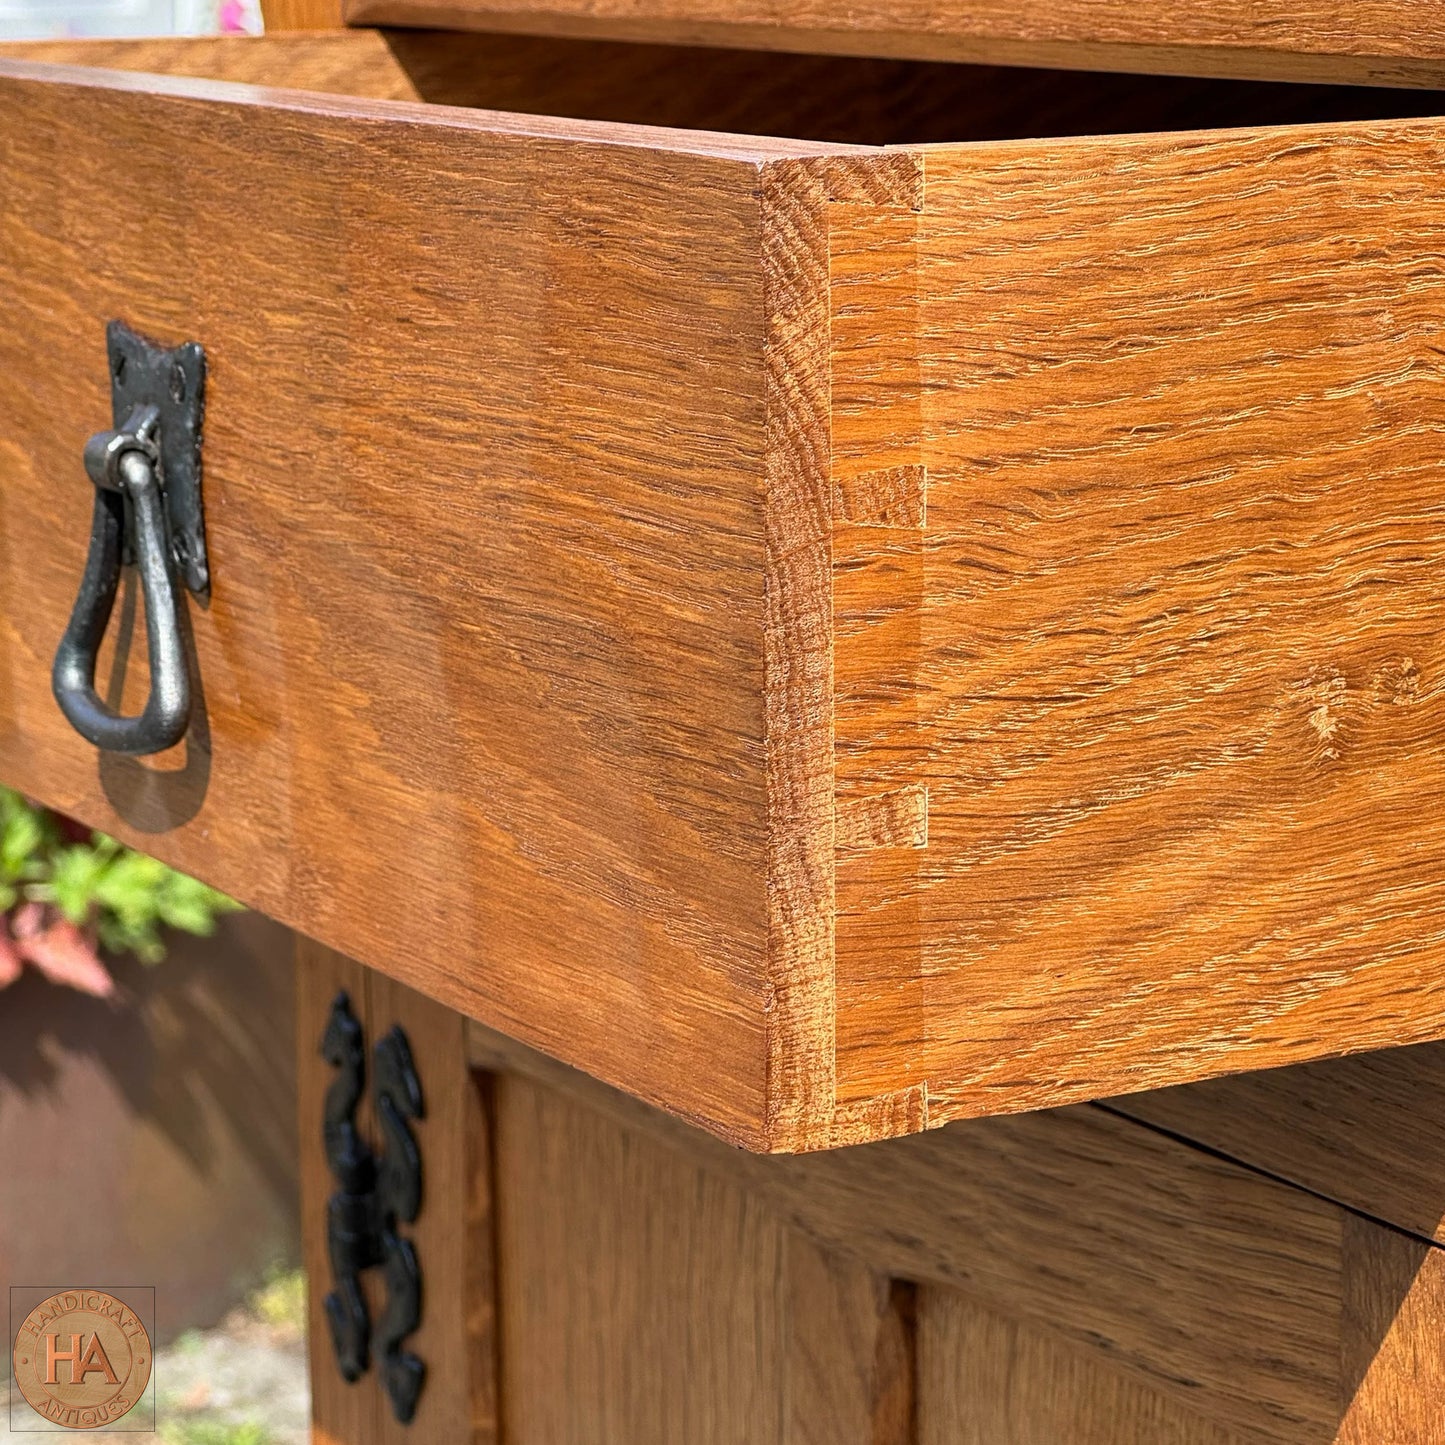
{"left": 320, "top": 991, "right": 425, "bottom": 1424}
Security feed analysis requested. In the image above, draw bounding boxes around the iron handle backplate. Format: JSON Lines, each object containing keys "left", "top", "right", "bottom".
{"left": 52, "top": 322, "right": 209, "bottom": 757}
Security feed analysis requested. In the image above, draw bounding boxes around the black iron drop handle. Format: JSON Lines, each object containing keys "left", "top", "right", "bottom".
{"left": 52, "top": 322, "right": 210, "bottom": 757}
{"left": 53, "top": 404, "right": 188, "bottom": 754}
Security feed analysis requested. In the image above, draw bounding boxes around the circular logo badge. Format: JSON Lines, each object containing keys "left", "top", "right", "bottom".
{"left": 11, "top": 1290, "right": 151, "bottom": 1430}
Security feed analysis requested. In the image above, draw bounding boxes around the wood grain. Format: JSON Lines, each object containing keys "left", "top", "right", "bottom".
{"left": 1112, "top": 1041, "right": 1445, "bottom": 1246}
{"left": 759, "top": 156, "right": 839, "bottom": 1149}
{"left": 831, "top": 117, "right": 1445, "bottom": 1127}
{"left": 493, "top": 1069, "right": 931, "bottom": 1444}
{"left": 758, "top": 151, "right": 927, "bottom": 1153}
{"left": 342, "top": 0, "right": 1445, "bottom": 88}
{"left": 0, "top": 54, "right": 875, "bottom": 1151}
{"left": 917, "top": 1289, "right": 1249, "bottom": 1445}
{"left": 296, "top": 939, "right": 372, "bottom": 1445}
{"left": 494, "top": 1072, "right": 792, "bottom": 1445}
{"left": 787, "top": 1246, "right": 916, "bottom": 1445}
{"left": 11, "top": 34, "right": 1443, "bottom": 146}
{"left": 0, "top": 34, "right": 421, "bottom": 96}
{"left": 1337, "top": 1216, "right": 1445, "bottom": 1444}
{"left": 365, "top": 970, "right": 498, "bottom": 1445}
{"left": 260, "top": 0, "right": 344, "bottom": 29}
{"left": 0, "top": 36, "right": 407, "bottom": 93}
{"left": 8, "top": 41, "right": 1445, "bottom": 1148}
{"left": 297, "top": 943, "right": 498, "bottom": 1444}
{"left": 470, "top": 1016, "right": 1445, "bottom": 1445}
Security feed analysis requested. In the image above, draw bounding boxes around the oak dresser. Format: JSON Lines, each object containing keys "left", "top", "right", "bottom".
{"left": 3, "top": 0, "right": 1445, "bottom": 1437}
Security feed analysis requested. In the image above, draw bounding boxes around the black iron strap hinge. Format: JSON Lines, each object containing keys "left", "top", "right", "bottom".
{"left": 320, "top": 991, "right": 426, "bottom": 1424}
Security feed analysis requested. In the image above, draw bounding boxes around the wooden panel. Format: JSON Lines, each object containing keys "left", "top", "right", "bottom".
{"left": 297, "top": 945, "right": 498, "bottom": 1444}
{"left": 472, "top": 1018, "right": 1445, "bottom": 1445}
{"left": 494, "top": 1069, "right": 924, "bottom": 1445}
{"left": 1337, "top": 1216, "right": 1445, "bottom": 1444}
{"left": 918, "top": 1290, "right": 1248, "bottom": 1444}
{"left": 831, "top": 116, "right": 1445, "bottom": 1127}
{"left": 343, "top": 0, "right": 1445, "bottom": 88}
{"left": 787, "top": 1246, "right": 915, "bottom": 1445}
{"left": 365, "top": 971, "right": 498, "bottom": 1445}
{"left": 261, "top": 0, "right": 344, "bottom": 28}
{"left": 303, "top": 950, "right": 1445, "bottom": 1445}
{"left": 0, "top": 54, "right": 886, "bottom": 1151}
{"left": 0, "top": 34, "right": 423, "bottom": 96}
{"left": 296, "top": 938, "right": 372, "bottom": 1445}
{"left": 314, "top": 970, "right": 1445, "bottom": 1445}
{"left": 1112, "top": 1041, "right": 1445, "bottom": 1245}
{"left": 494, "top": 1072, "right": 790, "bottom": 1445}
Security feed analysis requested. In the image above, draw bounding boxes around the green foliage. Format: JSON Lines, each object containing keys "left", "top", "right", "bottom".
{"left": 0, "top": 787, "right": 240, "bottom": 964}
{"left": 248, "top": 1266, "right": 307, "bottom": 1335}
{"left": 160, "top": 1421, "right": 273, "bottom": 1445}
{"left": 0, "top": 786, "right": 54, "bottom": 913}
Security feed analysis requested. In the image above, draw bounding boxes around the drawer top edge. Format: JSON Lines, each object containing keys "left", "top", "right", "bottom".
{"left": 0, "top": 54, "right": 884, "bottom": 167}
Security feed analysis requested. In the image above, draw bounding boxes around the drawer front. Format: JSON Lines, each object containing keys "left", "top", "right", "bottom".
{"left": 5, "top": 41, "right": 1445, "bottom": 1151}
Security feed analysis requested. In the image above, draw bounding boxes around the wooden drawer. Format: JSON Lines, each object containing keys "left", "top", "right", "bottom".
{"left": 3, "top": 32, "right": 1445, "bottom": 1151}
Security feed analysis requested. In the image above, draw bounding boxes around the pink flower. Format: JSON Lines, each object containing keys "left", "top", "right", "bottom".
{"left": 2, "top": 902, "right": 115, "bottom": 999}
{"left": 0, "top": 932, "right": 22, "bottom": 989}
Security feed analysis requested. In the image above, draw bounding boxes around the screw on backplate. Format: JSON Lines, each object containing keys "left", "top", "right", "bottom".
{"left": 113, "top": 354, "right": 127, "bottom": 385}
{"left": 169, "top": 363, "right": 186, "bottom": 404}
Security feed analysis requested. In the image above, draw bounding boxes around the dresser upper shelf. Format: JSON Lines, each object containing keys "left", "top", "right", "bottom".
{"left": 342, "top": 0, "right": 1445, "bottom": 88}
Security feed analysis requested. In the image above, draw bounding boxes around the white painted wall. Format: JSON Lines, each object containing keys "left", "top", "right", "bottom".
{"left": 0, "top": 0, "right": 260, "bottom": 42}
